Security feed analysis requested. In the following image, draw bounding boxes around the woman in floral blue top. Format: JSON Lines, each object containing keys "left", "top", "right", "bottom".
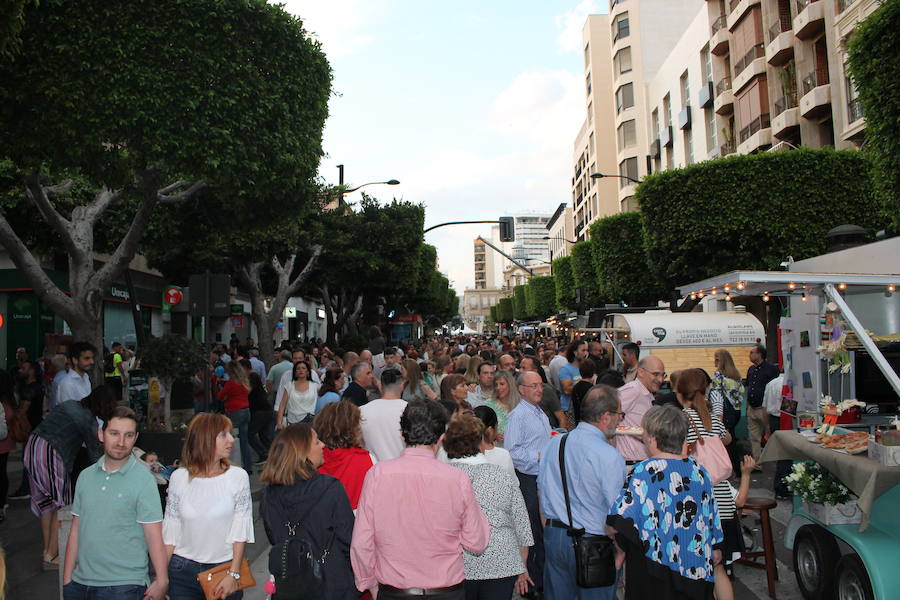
{"left": 607, "top": 405, "right": 723, "bottom": 599}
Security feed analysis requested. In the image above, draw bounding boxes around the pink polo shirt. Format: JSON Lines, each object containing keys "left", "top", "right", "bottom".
{"left": 350, "top": 447, "right": 490, "bottom": 591}
{"left": 614, "top": 379, "right": 653, "bottom": 461}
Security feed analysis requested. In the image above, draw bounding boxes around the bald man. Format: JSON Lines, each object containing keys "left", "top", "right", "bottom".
{"left": 614, "top": 355, "right": 666, "bottom": 466}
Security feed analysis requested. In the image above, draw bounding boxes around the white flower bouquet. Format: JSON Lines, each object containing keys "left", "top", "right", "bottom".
{"left": 784, "top": 461, "right": 855, "bottom": 505}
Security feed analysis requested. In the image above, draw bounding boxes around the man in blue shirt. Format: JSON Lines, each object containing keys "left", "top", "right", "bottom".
{"left": 506, "top": 371, "right": 552, "bottom": 598}
{"left": 538, "top": 384, "right": 626, "bottom": 599}
{"left": 558, "top": 340, "right": 587, "bottom": 413}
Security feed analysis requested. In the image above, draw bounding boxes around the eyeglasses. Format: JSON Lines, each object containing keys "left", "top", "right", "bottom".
{"left": 519, "top": 383, "right": 542, "bottom": 389}
{"left": 610, "top": 411, "right": 626, "bottom": 418}
{"left": 639, "top": 368, "right": 667, "bottom": 379}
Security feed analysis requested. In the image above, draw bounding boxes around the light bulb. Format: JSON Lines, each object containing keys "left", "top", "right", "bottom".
{"left": 737, "top": 282, "right": 745, "bottom": 290}
{"left": 838, "top": 283, "right": 847, "bottom": 290}
{"left": 725, "top": 293, "right": 732, "bottom": 301}
{"left": 788, "top": 282, "right": 796, "bottom": 290}
{"left": 889, "top": 285, "right": 896, "bottom": 293}
{"left": 762, "top": 294, "right": 770, "bottom": 302}
{"left": 802, "top": 293, "right": 808, "bottom": 302}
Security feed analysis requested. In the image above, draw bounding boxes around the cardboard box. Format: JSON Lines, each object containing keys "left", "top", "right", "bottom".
{"left": 868, "top": 440, "right": 900, "bottom": 467}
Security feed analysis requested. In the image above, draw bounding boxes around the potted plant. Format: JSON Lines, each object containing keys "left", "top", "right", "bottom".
{"left": 139, "top": 334, "right": 207, "bottom": 431}
{"left": 785, "top": 461, "right": 861, "bottom": 525}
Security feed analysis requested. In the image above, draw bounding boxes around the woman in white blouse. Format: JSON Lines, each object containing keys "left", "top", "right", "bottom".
{"left": 276, "top": 360, "right": 319, "bottom": 429}
{"left": 163, "top": 413, "right": 254, "bottom": 600}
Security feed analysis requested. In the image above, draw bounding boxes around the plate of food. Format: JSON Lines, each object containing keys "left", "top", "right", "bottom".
{"left": 817, "top": 431, "right": 870, "bottom": 454}
{"left": 615, "top": 425, "right": 643, "bottom": 436}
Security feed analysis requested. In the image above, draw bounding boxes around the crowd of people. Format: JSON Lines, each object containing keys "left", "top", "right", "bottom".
{"left": 0, "top": 329, "right": 786, "bottom": 600}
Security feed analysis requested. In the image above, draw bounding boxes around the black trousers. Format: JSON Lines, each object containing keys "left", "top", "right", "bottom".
{"left": 380, "top": 589, "right": 464, "bottom": 600}
{"left": 464, "top": 576, "right": 516, "bottom": 600}
{"left": 516, "top": 470, "right": 544, "bottom": 591}
{"left": 249, "top": 409, "right": 273, "bottom": 461}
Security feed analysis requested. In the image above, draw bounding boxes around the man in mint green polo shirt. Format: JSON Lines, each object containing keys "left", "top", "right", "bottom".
{"left": 62, "top": 406, "right": 168, "bottom": 600}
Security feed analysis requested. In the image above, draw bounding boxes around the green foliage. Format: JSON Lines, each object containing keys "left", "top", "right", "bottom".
{"left": 525, "top": 276, "right": 556, "bottom": 320}
{"left": 0, "top": 0, "right": 29, "bottom": 57}
{"left": 848, "top": 1, "right": 900, "bottom": 229}
{"left": 785, "top": 462, "right": 854, "bottom": 506}
{"left": 1, "top": 0, "right": 331, "bottom": 197}
{"left": 489, "top": 305, "right": 499, "bottom": 324}
{"left": 139, "top": 334, "right": 206, "bottom": 383}
{"left": 637, "top": 148, "right": 886, "bottom": 290}
{"left": 552, "top": 255, "right": 576, "bottom": 312}
{"left": 512, "top": 285, "right": 527, "bottom": 321}
{"left": 497, "top": 297, "right": 513, "bottom": 322}
{"left": 590, "top": 212, "right": 667, "bottom": 306}
{"left": 570, "top": 242, "right": 602, "bottom": 307}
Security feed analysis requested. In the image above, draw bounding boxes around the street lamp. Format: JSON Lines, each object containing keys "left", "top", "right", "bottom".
{"left": 541, "top": 235, "right": 577, "bottom": 274}
{"left": 590, "top": 172, "right": 642, "bottom": 185}
{"left": 336, "top": 164, "right": 400, "bottom": 205}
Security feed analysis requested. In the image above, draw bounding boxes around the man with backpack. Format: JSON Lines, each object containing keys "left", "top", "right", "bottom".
{"left": 104, "top": 342, "right": 126, "bottom": 402}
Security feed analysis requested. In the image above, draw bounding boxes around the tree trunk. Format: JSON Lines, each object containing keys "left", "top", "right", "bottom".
{"left": 319, "top": 285, "right": 337, "bottom": 347}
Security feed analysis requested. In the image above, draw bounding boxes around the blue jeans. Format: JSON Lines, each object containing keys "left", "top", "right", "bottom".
{"left": 63, "top": 581, "right": 145, "bottom": 600}
{"left": 543, "top": 526, "right": 618, "bottom": 600}
{"left": 168, "top": 554, "right": 243, "bottom": 600}
{"left": 227, "top": 408, "right": 252, "bottom": 474}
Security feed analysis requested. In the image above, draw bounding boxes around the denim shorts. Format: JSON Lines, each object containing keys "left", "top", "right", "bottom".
{"left": 63, "top": 581, "right": 146, "bottom": 600}
{"left": 168, "top": 554, "right": 243, "bottom": 600}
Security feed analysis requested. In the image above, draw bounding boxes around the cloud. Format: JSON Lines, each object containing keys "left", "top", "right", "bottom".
{"left": 280, "top": 0, "right": 378, "bottom": 60}
{"left": 555, "top": 0, "right": 602, "bottom": 54}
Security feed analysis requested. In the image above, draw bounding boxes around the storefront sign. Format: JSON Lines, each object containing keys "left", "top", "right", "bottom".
{"left": 230, "top": 303, "right": 244, "bottom": 315}
{"left": 231, "top": 316, "right": 244, "bottom": 329}
{"left": 316, "top": 308, "right": 326, "bottom": 320}
{"left": 163, "top": 286, "right": 183, "bottom": 307}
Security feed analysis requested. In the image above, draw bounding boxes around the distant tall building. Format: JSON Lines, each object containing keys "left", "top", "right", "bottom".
{"left": 509, "top": 214, "right": 552, "bottom": 265}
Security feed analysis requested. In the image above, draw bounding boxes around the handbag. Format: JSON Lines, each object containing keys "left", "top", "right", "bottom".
{"left": 687, "top": 418, "right": 732, "bottom": 484}
{"left": 559, "top": 433, "right": 617, "bottom": 588}
{"left": 9, "top": 407, "right": 31, "bottom": 443}
{"left": 196, "top": 557, "right": 256, "bottom": 600}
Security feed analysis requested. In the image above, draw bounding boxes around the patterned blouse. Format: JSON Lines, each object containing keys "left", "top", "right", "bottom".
{"left": 608, "top": 457, "right": 723, "bottom": 597}
{"left": 449, "top": 456, "right": 534, "bottom": 580}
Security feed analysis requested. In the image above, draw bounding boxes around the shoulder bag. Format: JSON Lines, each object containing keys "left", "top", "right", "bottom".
{"left": 196, "top": 557, "right": 255, "bottom": 600}
{"left": 687, "top": 418, "right": 732, "bottom": 484}
{"left": 559, "top": 433, "right": 617, "bottom": 588}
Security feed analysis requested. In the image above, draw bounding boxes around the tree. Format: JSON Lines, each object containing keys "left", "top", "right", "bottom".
{"left": 139, "top": 334, "right": 206, "bottom": 428}
{"left": 552, "top": 256, "right": 576, "bottom": 312}
{"left": 570, "top": 242, "right": 603, "bottom": 309}
{"left": 497, "top": 297, "right": 514, "bottom": 322}
{"left": 512, "top": 285, "right": 528, "bottom": 321}
{"left": 0, "top": 0, "right": 331, "bottom": 376}
{"left": 525, "top": 276, "right": 556, "bottom": 320}
{"left": 590, "top": 213, "right": 667, "bottom": 306}
{"left": 848, "top": 0, "right": 900, "bottom": 229}
{"left": 637, "top": 148, "right": 885, "bottom": 290}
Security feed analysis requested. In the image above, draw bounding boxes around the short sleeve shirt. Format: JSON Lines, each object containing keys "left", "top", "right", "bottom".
{"left": 558, "top": 362, "right": 580, "bottom": 411}
{"left": 71, "top": 455, "right": 163, "bottom": 586}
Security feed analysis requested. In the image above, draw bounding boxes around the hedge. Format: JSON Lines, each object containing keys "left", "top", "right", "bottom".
{"left": 589, "top": 212, "right": 667, "bottom": 306}
{"left": 489, "top": 304, "right": 498, "bottom": 324}
{"left": 570, "top": 241, "right": 603, "bottom": 307}
{"left": 497, "top": 297, "right": 514, "bottom": 322}
{"left": 512, "top": 285, "right": 527, "bottom": 320}
{"left": 637, "top": 148, "right": 886, "bottom": 290}
{"left": 552, "top": 255, "right": 576, "bottom": 312}
{"left": 848, "top": 1, "right": 900, "bottom": 229}
{"left": 525, "top": 276, "right": 556, "bottom": 320}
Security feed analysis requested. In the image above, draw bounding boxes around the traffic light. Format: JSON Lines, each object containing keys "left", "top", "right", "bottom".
{"left": 499, "top": 216, "right": 515, "bottom": 242}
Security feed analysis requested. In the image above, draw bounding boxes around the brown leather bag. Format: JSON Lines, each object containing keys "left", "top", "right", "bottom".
{"left": 9, "top": 408, "right": 32, "bottom": 443}
{"left": 196, "top": 558, "right": 256, "bottom": 600}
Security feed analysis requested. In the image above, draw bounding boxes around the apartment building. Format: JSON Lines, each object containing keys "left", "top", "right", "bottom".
{"left": 546, "top": 202, "right": 575, "bottom": 261}
{"left": 573, "top": 0, "right": 876, "bottom": 225}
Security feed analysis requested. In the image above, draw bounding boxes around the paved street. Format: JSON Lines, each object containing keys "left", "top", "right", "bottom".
{"left": 3, "top": 445, "right": 802, "bottom": 600}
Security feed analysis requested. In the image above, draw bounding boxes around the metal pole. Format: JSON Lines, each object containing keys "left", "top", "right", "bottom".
{"left": 476, "top": 236, "right": 535, "bottom": 277}
{"left": 337, "top": 164, "right": 344, "bottom": 206}
{"left": 203, "top": 270, "right": 211, "bottom": 407}
{"left": 423, "top": 220, "right": 502, "bottom": 234}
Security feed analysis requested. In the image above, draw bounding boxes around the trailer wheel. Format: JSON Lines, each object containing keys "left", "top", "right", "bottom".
{"left": 836, "top": 554, "right": 874, "bottom": 600}
{"left": 793, "top": 525, "right": 839, "bottom": 600}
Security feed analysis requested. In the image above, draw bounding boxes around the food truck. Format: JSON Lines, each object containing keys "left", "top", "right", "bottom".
{"left": 677, "top": 236, "right": 900, "bottom": 600}
{"left": 586, "top": 309, "right": 766, "bottom": 375}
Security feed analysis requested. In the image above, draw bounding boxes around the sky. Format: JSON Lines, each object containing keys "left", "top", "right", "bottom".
{"left": 280, "top": 0, "right": 608, "bottom": 293}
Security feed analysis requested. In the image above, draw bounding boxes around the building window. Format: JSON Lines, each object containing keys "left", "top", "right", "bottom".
{"left": 680, "top": 70, "right": 690, "bottom": 109}
{"left": 584, "top": 43, "right": 590, "bottom": 66}
{"left": 617, "top": 119, "right": 637, "bottom": 149}
{"left": 706, "top": 108, "right": 718, "bottom": 157}
{"left": 614, "top": 47, "right": 632, "bottom": 75}
{"left": 684, "top": 129, "right": 694, "bottom": 165}
{"left": 586, "top": 72, "right": 592, "bottom": 96}
{"left": 615, "top": 83, "right": 634, "bottom": 113}
{"left": 618, "top": 157, "right": 638, "bottom": 188}
{"left": 587, "top": 100, "right": 593, "bottom": 124}
{"left": 701, "top": 45, "right": 713, "bottom": 83}
{"left": 613, "top": 12, "right": 630, "bottom": 42}
{"left": 663, "top": 93, "right": 672, "bottom": 128}
{"left": 588, "top": 132, "right": 595, "bottom": 158}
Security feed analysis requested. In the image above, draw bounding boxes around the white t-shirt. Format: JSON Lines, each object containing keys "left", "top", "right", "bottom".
{"left": 764, "top": 375, "right": 785, "bottom": 417}
{"left": 282, "top": 381, "right": 319, "bottom": 423}
{"left": 274, "top": 369, "right": 320, "bottom": 411}
{"left": 484, "top": 446, "right": 516, "bottom": 479}
{"left": 57, "top": 369, "right": 92, "bottom": 404}
{"left": 360, "top": 398, "right": 408, "bottom": 462}
{"left": 548, "top": 354, "right": 568, "bottom": 393}
{"left": 162, "top": 466, "right": 254, "bottom": 564}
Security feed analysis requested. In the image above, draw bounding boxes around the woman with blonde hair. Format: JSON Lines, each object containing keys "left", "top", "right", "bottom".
{"left": 260, "top": 424, "right": 355, "bottom": 600}
{"left": 454, "top": 353, "right": 471, "bottom": 375}
{"left": 401, "top": 358, "right": 438, "bottom": 402}
{"left": 464, "top": 355, "right": 484, "bottom": 386}
{"left": 711, "top": 349, "right": 745, "bottom": 433}
{"left": 164, "top": 413, "right": 254, "bottom": 600}
{"left": 477, "top": 370, "right": 520, "bottom": 445}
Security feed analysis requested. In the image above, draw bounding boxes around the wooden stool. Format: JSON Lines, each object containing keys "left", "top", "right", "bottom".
{"left": 738, "top": 496, "right": 778, "bottom": 598}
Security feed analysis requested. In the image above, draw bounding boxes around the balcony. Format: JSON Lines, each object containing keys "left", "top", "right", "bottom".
{"left": 678, "top": 106, "right": 692, "bottom": 130}
{"left": 650, "top": 138, "right": 661, "bottom": 158}
{"left": 733, "top": 43, "right": 766, "bottom": 93}
{"left": 727, "top": 0, "right": 761, "bottom": 32}
{"left": 737, "top": 113, "right": 771, "bottom": 153}
{"left": 837, "top": 0, "right": 856, "bottom": 12}
{"left": 771, "top": 93, "right": 800, "bottom": 139}
{"left": 698, "top": 80, "right": 714, "bottom": 108}
{"left": 660, "top": 124, "right": 673, "bottom": 147}
{"left": 766, "top": 21, "right": 794, "bottom": 66}
{"left": 800, "top": 68, "right": 831, "bottom": 119}
{"left": 794, "top": 0, "right": 825, "bottom": 40}
{"left": 715, "top": 77, "right": 734, "bottom": 114}
{"left": 710, "top": 16, "right": 730, "bottom": 56}
{"left": 720, "top": 139, "right": 737, "bottom": 156}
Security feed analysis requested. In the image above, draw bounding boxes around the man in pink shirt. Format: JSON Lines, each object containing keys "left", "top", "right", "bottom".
{"left": 351, "top": 400, "right": 490, "bottom": 600}
{"left": 614, "top": 355, "right": 666, "bottom": 466}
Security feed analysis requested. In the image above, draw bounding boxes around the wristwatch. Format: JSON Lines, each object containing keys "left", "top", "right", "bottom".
{"left": 226, "top": 570, "right": 241, "bottom": 581}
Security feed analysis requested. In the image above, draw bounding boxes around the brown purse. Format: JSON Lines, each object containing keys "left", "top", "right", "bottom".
{"left": 196, "top": 557, "right": 256, "bottom": 600}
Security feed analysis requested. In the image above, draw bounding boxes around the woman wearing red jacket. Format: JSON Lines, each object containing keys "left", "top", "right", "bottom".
{"left": 312, "top": 400, "right": 374, "bottom": 511}
{"left": 217, "top": 361, "right": 253, "bottom": 474}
